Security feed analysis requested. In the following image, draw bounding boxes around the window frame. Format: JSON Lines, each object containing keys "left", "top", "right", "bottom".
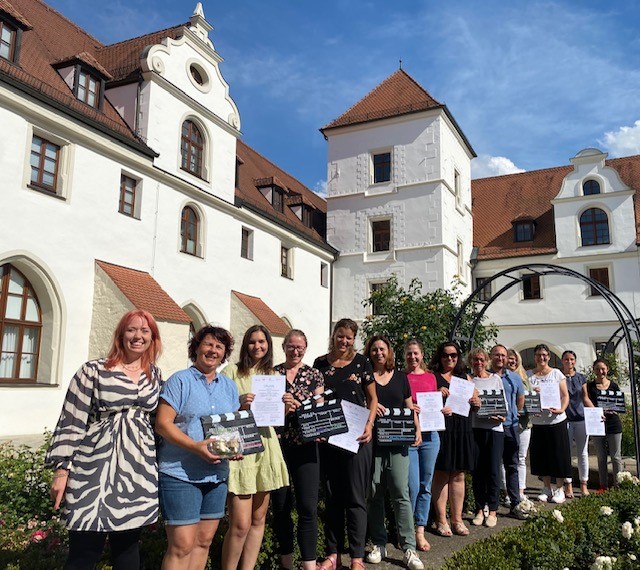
{"left": 180, "top": 205, "right": 201, "bottom": 257}
{"left": 280, "top": 245, "right": 293, "bottom": 279}
{"left": 474, "top": 277, "right": 492, "bottom": 302}
{"left": 372, "top": 151, "right": 392, "bottom": 184}
{"left": 0, "top": 19, "right": 17, "bottom": 63}
{"left": 272, "top": 186, "right": 285, "bottom": 213}
{"left": 583, "top": 179, "right": 601, "bottom": 196}
{"left": 0, "top": 264, "right": 42, "bottom": 383}
{"left": 29, "top": 135, "right": 61, "bottom": 193}
{"left": 180, "top": 120, "right": 206, "bottom": 179}
{"left": 118, "top": 173, "right": 140, "bottom": 218}
{"left": 240, "top": 227, "right": 254, "bottom": 260}
{"left": 371, "top": 218, "right": 391, "bottom": 253}
{"left": 513, "top": 221, "right": 535, "bottom": 242}
{"left": 320, "top": 262, "right": 329, "bottom": 288}
{"left": 370, "top": 281, "right": 386, "bottom": 316}
{"left": 74, "top": 66, "right": 104, "bottom": 110}
{"left": 579, "top": 207, "right": 610, "bottom": 247}
{"left": 454, "top": 169, "right": 462, "bottom": 210}
{"left": 588, "top": 266, "right": 610, "bottom": 297}
{"left": 522, "top": 273, "right": 541, "bottom": 300}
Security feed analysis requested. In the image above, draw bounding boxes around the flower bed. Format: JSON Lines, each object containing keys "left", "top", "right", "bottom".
{"left": 442, "top": 473, "right": 640, "bottom": 570}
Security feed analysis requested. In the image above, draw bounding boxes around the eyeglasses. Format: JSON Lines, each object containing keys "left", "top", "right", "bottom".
{"left": 442, "top": 353, "right": 458, "bottom": 360}
{"left": 285, "top": 345, "right": 306, "bottom": 353}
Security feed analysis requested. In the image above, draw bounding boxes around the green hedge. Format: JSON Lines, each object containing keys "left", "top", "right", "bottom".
{"left": 442, "top": 480, "right": 640, "bottom": 570}
{"left": 621, "top": 405, "right": 638, "bottom": 457}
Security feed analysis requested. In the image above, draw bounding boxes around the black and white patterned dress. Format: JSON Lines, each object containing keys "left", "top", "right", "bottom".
{"left": 45, "top": 359, "right": 161, "bottom": 531}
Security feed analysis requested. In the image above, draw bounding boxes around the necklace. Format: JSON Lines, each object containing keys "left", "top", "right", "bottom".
{"left": 121, "top": 362, "right": 142, "bottom": 372}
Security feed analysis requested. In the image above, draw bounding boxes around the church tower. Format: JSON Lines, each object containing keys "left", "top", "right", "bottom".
{"left": 321, "top": 70, "right": 476, "bottom": 322}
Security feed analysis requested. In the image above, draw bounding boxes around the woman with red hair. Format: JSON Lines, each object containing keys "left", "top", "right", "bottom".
{"left": 46, "top": 310, "right": 162, "bottom": 570}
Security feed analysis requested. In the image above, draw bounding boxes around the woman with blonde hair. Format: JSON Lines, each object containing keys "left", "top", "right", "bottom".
{"left": 221, "top": 325, "right": 289, "bottom": 570}
{"left": 46, "top": 310, "right": 162, "bottom": 569}
{"left": 404, "top": 339, "right": 440, "bottom": 552}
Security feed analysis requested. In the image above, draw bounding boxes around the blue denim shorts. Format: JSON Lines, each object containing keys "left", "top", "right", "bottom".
{"left": 159, "top": 472, "right": 227, "bottom": 525}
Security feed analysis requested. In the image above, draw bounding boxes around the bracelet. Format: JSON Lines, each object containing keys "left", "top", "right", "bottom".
{"left": 367, "top": 419, "right": 375, "bottom": 426}
{"left": 52, "top": 472, "right": 68, "bottom": 479}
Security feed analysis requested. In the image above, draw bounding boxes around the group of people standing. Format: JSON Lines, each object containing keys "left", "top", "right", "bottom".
{"left": 44, "top": 311, "right": 624, "bottom": 570}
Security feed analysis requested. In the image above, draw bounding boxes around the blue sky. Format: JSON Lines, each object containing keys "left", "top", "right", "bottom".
{"left": 48, "top": 0, "right": 640, "bottom": 191}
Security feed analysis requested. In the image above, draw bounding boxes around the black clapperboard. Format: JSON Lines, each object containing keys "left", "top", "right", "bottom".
{"left": 522, "top": 390, "right": 542, "bottom": 415}
{"left": 200, "top": 410, "right": 264, "bottom": 455}
{"left": 376, "top": 408, "right": 416, "bottom": 445}
{"left": 476, "top": 389, "right": 508, "bottom": 418}
{"left": 598, "top": 390, "right": 626, "bottom": 413}
{"left": 295, "top": 390, "right": 348, "bottom": 442}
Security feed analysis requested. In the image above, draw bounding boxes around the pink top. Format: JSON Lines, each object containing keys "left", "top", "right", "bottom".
{"left": 407, "top": 371, "right": 438, "bottom": 402}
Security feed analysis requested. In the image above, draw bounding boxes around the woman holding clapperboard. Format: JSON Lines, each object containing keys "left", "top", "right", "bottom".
{"left": 221, "top": 325, "right": 289, "bottom": 570}
{"left": 364, "top": 335, "right": 424, "bottom": 570}
{"left": 271, "top": 329, "right": 325, "bottom": 570}
{"left": 527, "top": 343, "right": 571, "bottom": 504}
{"left": 314, "top": 318, "right": 378, "bottom": 570}
{"left": 468, "top": 348, "right": 506, "bottom": 529}
{"left": 582, "top": 358, "right": 623, "bottom": 491}
{"left": 404, "top": 339, "right": 441, "bottom": 553}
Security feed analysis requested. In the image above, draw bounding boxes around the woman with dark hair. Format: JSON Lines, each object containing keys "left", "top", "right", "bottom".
{"left": 156, "top": 325, "right": 240, "bottom": 570}
{"left": 46, "top": 310, "right": 162, "bottom": 569}
{"left": 468, "top": 348, "right": 505, "bottom": 529}
{"left": 314, "top": 318, "right": 378, "bottom": 570}
{"left": 430, "top": 341, "right": 478, "bottom": 537}
{"left": 528, "top": 343, "right": 571, "bottom": 504}
{"left": 271, "top": 329, "right": 325, "bottom": 570}
{"left": 561, "top": 350, "right": 589, "bottom": 498}
{"left": 404, "top": 339, "right": 440, "bottom": 552}
{"left": 582, "top": 358, "right": 623, "bottom": 491}
{"left": 221, "top": 325, "right": 289, "bottom": 570}
{"left": 365, "top": 335, "right": 423, "bottom": 570}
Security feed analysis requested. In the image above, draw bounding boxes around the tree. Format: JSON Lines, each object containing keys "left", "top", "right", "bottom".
{"left": 361, "top": 275, "right": 498, "bottom": 367}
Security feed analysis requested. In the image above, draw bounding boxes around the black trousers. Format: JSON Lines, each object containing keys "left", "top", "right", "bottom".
{"left": 472, "top": 429, "right": 504, "bottom": 511}
{"left": 320, "top": 440, "right": 373, "bottom": 559}
{"left": 65, "top": 528, "right": 141, "bottom": 570}
{"left": 502, "top": 424, "right": 521, "bottom": 506}
{"left": 271, "top": 442, "right": 320, "bottom": 562}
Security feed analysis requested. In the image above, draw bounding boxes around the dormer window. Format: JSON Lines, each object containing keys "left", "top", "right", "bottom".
{"left": 272, "top": 186, "right": 285, "bottom": 213}
{"left": 0, "top": 20, "right": 16, "bottom": 62}
{"left": 302, "top": 206, "right": 314, "bottom": 228}
{"left": 583, "top": 179, "right": 601, "bottom": 195}
{"left": 513, "top": 219, "right": 535, "bottom": 242}
{"left": 76, "top": 69, "right": 100, "bottom": 108}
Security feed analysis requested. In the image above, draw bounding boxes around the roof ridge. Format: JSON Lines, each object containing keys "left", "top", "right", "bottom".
{"left": 473, "top": 163, "right": 570, "bottom": 182}
{"left": 99, "top": 22, "right": 188, "bottom": 50}
{"left": 96, "top": 259, "right": 148, "bottom": 274}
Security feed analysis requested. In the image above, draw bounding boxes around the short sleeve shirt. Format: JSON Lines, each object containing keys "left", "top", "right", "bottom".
{"left": 313, "top": 352, "right": 373, "bottom": 407}
{"left": 158, "top": 366, "right": 239, "bottom": 483}
{"left": 375, "top": 369, "right": 411, "bottom": 410}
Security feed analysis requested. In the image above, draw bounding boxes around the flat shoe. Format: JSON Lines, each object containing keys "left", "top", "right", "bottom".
{"left": 435, "top": 522, "right": 452, "bottom": 537}
{"left": 485, "top": 514, "right": 497, "bottom": 528}
{"left": 452, "top": 522, "right": 469, "bottom": 536}
{"left": 472, "top": 512, "right": 484, "bottom": 526}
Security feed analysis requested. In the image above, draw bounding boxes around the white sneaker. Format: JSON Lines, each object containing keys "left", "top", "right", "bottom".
{"left": 538, "top": 487, "right": 552, "bottom": 502}
{"left": 404, "top": 549, "right": 425, "bottom": 570}
{"left": 551, "top": 487, "right": 566, "bottom": 504}
{"left": 366, "top": 545, "right": 386, "bottom": 564}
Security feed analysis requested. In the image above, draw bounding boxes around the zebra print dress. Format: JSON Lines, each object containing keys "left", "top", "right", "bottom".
{"left": 45, "top": 359, "right": 161, "bottom": 531}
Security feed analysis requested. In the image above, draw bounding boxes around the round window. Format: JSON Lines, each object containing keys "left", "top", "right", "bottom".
{"left": 190, "top": 64, "right": 205, "bottom": 85}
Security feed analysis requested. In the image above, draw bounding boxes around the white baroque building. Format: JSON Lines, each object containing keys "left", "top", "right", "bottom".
{"left": 0, "top": 0, "right": 333, "bottom": 436}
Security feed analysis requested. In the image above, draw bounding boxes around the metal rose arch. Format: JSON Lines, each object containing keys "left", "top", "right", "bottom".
{"left": 448, "top": 262, "right": 640, "bottom": 474}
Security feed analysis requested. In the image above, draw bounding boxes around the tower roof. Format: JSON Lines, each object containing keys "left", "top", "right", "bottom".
{"left": 321, "top": 69, "right": 442, "bottom": 131}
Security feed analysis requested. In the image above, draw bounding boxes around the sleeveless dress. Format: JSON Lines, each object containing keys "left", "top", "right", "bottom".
{"left": 434, "top": 373, "right": 476, "bottom": 472}
{"left": 223, "top": 363, "right": 289, "bottom": 494}
{"left": 45, "top": 359, "right": 161, "bottom": 531}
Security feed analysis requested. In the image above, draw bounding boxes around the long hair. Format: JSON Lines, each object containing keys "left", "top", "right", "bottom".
{"left": 429, "top": 341, "right": 466, "bottom": 376}
{"left": 364, "top": 334, "right": 395, "bottom": 372}
{"left": 188, "top": 325, "right": 234, "bottom": 364}
{"left": 328, "top": 318, "right": 358, "bottom": 359}
{"left": 507, "top": 348, "right": 528, "bottom": 381}
{"left": 105, "top": 310, "right": 161, "bottom": 380}
{"left": 237, "top": 324, "right": 273, "bottom": 376}
{"left": 404, "top": 339, "right": 428, "bottom": 372}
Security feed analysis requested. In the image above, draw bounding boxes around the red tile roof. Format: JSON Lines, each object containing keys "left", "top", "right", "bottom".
{"left": 322, "top": 69, "right": 442, "bottom": 131}
{"left": 232, "top": 291, "right": 290, "bottom": 336}
{"left": 0, "top": 0, "right": 32, "bottom": 28}
{"left": 97, "top": 261, "right": 191, "bottom": 323}
{"left": 52, "top": 51, "right": 112, "bottom": 80}
{"left": 472, "top": 155, "right": 640, "bottom": 260}
{"left": 236, "top": 139, "right": 333, "bottom": 250}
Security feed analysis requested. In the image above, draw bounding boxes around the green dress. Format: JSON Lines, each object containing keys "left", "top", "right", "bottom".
{"left": 223, "top": 363, "right": 289, "bottom": 494}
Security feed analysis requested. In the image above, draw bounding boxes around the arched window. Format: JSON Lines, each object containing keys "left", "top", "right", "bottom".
{"left": 180, "top": 206, "right": 200, "bottom": 255}
{"left": 583, "top": 180, "right": 600, "bottom": 195}
{"left": 181, "top": 120, "right": 204, "bottom": 177}
{"left": 0, "top": 264, "right": 41, "bottom": 381}
{"left": 580, "top": 208, "right": 610, "bottom": 246}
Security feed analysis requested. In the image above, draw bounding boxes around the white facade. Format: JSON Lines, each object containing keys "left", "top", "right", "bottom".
{"left": 326, "top": 110, "right": 474, "bottom": 323}
{"left": 0, "top": 5, "right": 332, "bottom": 436}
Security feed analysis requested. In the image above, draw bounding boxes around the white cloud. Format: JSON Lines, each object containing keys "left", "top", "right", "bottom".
{"left": 313, "top": 179, "right": 328, "bottom": 198}
{"left": 601, "top": 120, "right": 640, "bottom": 157}
{"left": 471, "top": 155, "right": 525, "bottom": 179}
